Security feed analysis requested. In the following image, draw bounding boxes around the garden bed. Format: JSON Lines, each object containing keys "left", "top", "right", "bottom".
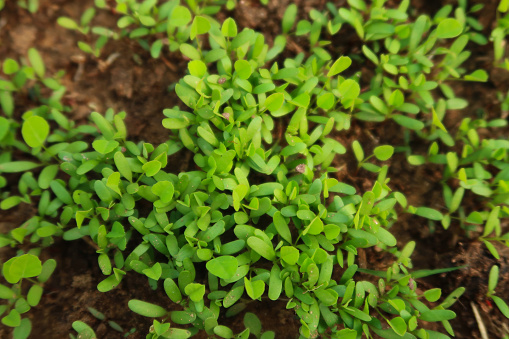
{"left": 1, "top": 0, "right": 508, "bottom": 338}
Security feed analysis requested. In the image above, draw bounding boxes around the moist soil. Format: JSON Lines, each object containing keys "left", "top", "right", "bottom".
{"left": 0, "top": 0, "right": 508, "bottom": 338}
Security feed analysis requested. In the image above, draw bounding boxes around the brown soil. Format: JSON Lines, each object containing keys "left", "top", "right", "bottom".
{"left": 1, "top": 0, "right": 508, "bottom": 338}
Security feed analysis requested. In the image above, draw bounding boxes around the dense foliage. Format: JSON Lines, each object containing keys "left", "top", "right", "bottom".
{"left": 1, "top": 0, "right": 508, "bottom": 338}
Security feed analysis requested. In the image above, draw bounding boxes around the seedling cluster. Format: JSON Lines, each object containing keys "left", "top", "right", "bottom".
{"left": 1, "top": 0, "right": 508, "bottom": 338}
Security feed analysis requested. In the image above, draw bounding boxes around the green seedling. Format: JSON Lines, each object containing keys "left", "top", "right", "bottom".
{"left": 0, "top": 255, "right": 56, "bottom": 338}
{"left": 0, "top": 0, "right": 38, "bottom": 13}
{"left": 487, "top": 265, "right": 509, "bottom": 318}
{"left": 352, "top": 141, "right": 395, "bottom": 173}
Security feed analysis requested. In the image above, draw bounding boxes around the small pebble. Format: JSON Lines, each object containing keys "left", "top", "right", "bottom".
{"left": 296, "top": 164, "right": 306, "bottom": 173}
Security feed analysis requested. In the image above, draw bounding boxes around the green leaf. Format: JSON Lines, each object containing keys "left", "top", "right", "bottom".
{"left": 424, "top": 288, "right": 442, "bottom": 302}
{"left": 233, "top": 184, "right": 248, "bottom": 211}
{"left": 389, "top": 89, "right": 404, "bottom": 107}
{"left": 362, "top": 45, "right": 379, "bottom": 64}
{"left": 50, "top": 180, "right": 73, "bottom": 205}
{"left": 244, "top": 277, "right": 265, "bottom": 300}
{"left": 98, "top": 253, "right": 112, "bottom": 275}
{"left": 488, "top": 265, "right": 499, "bottom": 293}
{"left": 392, "top": 114, "right": 424, "bottom": 130}
{"left": 374, "top": 227, "right": 397, "bottom": 247}
{"left": 222, "top": 18, "right": 238, "bottom": 37}
{"left": 1, "top": 196, "right": 22, "bottom": 210}
{"left": 359, "top": 191, "right": 375, "bottom": 216}
{"left": 389, "top": 317, "right": 407, "bottom": 336}
{"left": 171, "top": 310, "right": 196, "bottom": 325}
{"left": 414, "top": 207, "right": 443, "bottom": 221}
{"left": 2, "top": 309, "right": 21, "bottom": 327}
{"left": 93, "top": 139, "right": 119, "bottom": 154}
{"left": 27, "top": 285, "right": 43, "bottom": 306}
{"left": 28, "top": 48, "right": 45, "bottom": 77}
{"left": 484, "top": 206, "right": 500, "bottom": 237}
{"left": 339, "top": 79, "right": 360, "bottom": 108}
{"left": 247, "top": 236, "right": 276, "bottom": 261}
{"left": 12, "top": 318, "right": 31, "bottom": 339}
{"left": 143, "top": 263, "right": 162, "bottom": 281}
{"left": 282, "top": 4, "right": 297, "bottom": 33}
{"left": 128, "top": 299, "right": 167, "bottom": 317}
{"left": 22, "top": 116, "right": 49, "bottom": 148}
{"left": 305, "top": 216, "right": 324, "bottom": 235}
{"left": 231, "top": 29, "right": 255, "bottom": 49}
{"left": 4, "top": 254, "right": 42, "bottom": 284}
{"left": 38, "top": 259, "right": 57, "bottom": 283}
{"left": 290, "top": 93, "right": 310, "bottom": 108}
{"left": 234, "top": 60, "right": 253, "bottom": 80}
{"left": 432, "top": 107, "right": 447, "bottom": 133}
{"left": 206, "top": 256, "right": 238, "bottom": 280}
{"left": 188, "top": 60, "right": 207, "bottom": 78}
{"left": 3, "top": 59, "right": 20, "bottom": 74}
{"left": 214, "top": 325, "right": 234, "bottom": 338}
{"left": 314, "top": 289, "right": 339, "bottom": 306}
{"left": 164, "top": 278, "right": 182, "bottom": 303}
{"left": 90, "top": 112, "right": 114, "bottom": 139}
{"left": 264, "top": 93, "right": 285, "bottom": 112}
{"left": 0, "top": 116, "right": 10, "bottom": 140}
{"left": 38, "top": 165, "right": 59, "bottom": 189}
{"left": 492, "top": 296, "right": 509, "bottom": 318}
{"left": 328, "top": 56, "right": 352, "bottom": 77}
{"left": 464, "top": 69, "right": 488, "bottom": 82}
{"left": 142, "top": 160, "right": 161, "bottom": 177}
{"left": 0, "top": 284, "right": 14, "bottom": 299}
{"left": 72, "top": 321, "right": 96, "bottom": 338}
{"left": 97, "top": 274, "right": 122, "bottom": 292}
{"left": 268, "top": 265, "right": 282, "bottom": 301}
{"left": 484, "top": 240, "right": 500, "bottom": 260}
{"left": 373, "top": 145, "right": 394, "bottom": 161}
{"left": 180, "top": 43, "right": 201, "bottom": 60}
{"left": 343, "top": 306, "right": 371, "bottom": 322}
{"left": 190, "top": 16, "right": 211, "bottom": 40}
{"left": 317, "top": 92, "right": 335, "bottom": 110}
{"left": 223, "top": 285, "right": 244, "bottom": 308}
{"left": 139, "top": 15, "right": 156, "bottom": 27}
{"left": 184, "top": 283, "right": 205, "bottom": 302}
{"left": 241, "top": 314, "right": 261, "bottom": 338}
{"left": 273, "top": 211, "right": 292, "bottom": 244}
{"left": 436, "top": 18, "right": 463, "bottom": 39}
{"left": 352, "top": 140, "right": 364, "bottom": 162}
{"left": 280, "top": 246, "right": 299, "bottom": 266}
{"left": 420, "top": 310, "right": 456, "bottom": 322}
{"left": 170, "top": 6, "right": 192, "bottom": 27}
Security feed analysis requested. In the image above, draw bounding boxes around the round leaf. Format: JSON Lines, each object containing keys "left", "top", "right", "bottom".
{"left": 280, "top": 246, "right": 299, "bottom": 266}
{"left": 373, "top": 145, "right": 394, "bottom": 161}
{"left": 206, "top": 256, "right": 238, "bottom": 280}
{"left": 22, "top": 116, "right": 49, "bottom": 148}
{"left": 8, "top": 254, "right": 42, "bottom": 283}
{"left": 170, "top": 6, "right": 191, "bottom": 27}
{"left": 142, "top": 160, "right": 161, "bottom": 177}
{"left": 436, "top": 18, "right": 462, "bottom": 39}
{"left": 234, "top": 60, "right": 253, "bottom": 80}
